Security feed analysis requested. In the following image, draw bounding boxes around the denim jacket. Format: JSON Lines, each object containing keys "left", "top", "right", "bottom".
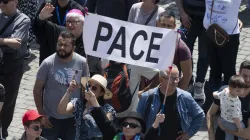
{"left": 71, "top": 98, "right": 116, "bottom": 140}
{"left": 137, "top": 87, "right": 205, "bottom": 137}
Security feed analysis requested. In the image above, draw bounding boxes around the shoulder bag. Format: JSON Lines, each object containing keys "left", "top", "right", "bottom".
{"left": 144, "top": 5, "right": 159, "bottom": 25}
{"left": 205, "top": 0, "right": 238, "bottom": 47}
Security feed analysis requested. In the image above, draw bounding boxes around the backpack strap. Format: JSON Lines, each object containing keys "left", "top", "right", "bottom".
{"left": 144, "top": 89, "right": 155, "bottom": 124}
{"left": 0, "top": 12, "right": 18, "bottom": 35}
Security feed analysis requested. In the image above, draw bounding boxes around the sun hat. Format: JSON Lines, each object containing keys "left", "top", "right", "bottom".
{"left": 81, "top": 74, "right": 112, "bottom": 99}
{"left": 22, "top": 110, "right": 43, "bottom": 125}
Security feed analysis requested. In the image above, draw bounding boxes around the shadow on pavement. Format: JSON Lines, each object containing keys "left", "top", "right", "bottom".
{"left": 23, "top": 43, "right": 39, "bottom": 73}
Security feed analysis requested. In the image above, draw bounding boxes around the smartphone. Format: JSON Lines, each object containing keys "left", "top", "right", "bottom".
{"left": 45, "top": 0, "right": 52, "bottom": 3}
{"left": 86, "top": 82, "right": 89, "bottom": 92}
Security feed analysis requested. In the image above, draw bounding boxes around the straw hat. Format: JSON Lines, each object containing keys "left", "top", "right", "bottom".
{"left": 81, "top": 74, "right": 112, "bottom": 99}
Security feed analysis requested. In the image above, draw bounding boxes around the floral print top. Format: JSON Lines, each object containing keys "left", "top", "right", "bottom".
{"left": 71, "top": 98, "right": 115, "bottom": 140}
{"left": 17, "top": 0, "right": 38, "bottom": 44}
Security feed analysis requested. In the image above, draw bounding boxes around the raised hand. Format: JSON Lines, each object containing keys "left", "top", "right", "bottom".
{"left": 152, "top": 112, "right": 165, "bottom": 128}
{"left": 39, "top": 3, "right": 55, "bottom": 20}
{"left": 67, "top": 80, "right": 79, "bottom": 93}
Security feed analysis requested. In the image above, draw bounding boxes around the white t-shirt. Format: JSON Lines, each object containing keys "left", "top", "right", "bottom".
{"left": 203, "top": 0, "right": 242, "bottom": 35}
{"left": 128, "top": 2, "right": 165, "bottom": 27}
{"left": 217, "top": 89, "right": 242, "bottom": 123}
{"left": 101, "top": 59, "right": 159, "bottom": 117}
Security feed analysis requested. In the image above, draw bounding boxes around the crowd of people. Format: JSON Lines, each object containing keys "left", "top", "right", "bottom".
{"left": 0, "top": 0, "right": 249, "bottom": 140}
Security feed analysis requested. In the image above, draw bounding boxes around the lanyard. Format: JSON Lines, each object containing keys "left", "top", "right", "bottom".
{"left": 56, "top": 6, "right": 68, "bottom": 26}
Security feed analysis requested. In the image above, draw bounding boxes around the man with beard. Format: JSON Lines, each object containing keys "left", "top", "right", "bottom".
{"left": 33, "top": 4, "right": 100, "bottom": 76}
{"left": 207, "top": 60, "right": 250, "bottom": 140}
{"left": 34, "top": 0, "right": 84, "bottom": 64}
{"left": 33, "top": 31, "right": 88, "bottom": 140}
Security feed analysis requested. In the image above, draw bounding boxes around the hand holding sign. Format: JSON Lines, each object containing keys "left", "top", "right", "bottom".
{"left": 152, "top": 112, "right": 165, "bottom": 129}
{"left": 83, "top": 13, "right": 177, "bottom": 70}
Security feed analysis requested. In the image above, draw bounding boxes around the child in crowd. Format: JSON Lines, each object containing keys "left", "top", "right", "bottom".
{"left": 213, "top": 75, "right": 246, "bottom": 140}
{"left": 12, "top": 110, "right": 46, "bottom": 140}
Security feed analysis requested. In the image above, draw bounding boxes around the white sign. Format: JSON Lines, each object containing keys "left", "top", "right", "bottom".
{"left": 83, "top": 13, "right": 177, "bottom": 70}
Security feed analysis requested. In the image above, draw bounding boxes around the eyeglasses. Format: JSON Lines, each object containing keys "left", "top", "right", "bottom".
{"left": 0, "top": 0, "right": 13, "bottom": 4}
{"left": 121, "top": 122, "right": 139, "bottom": 129}
{"left": 162, "top": 76, "right": 180, "bottom": 82}
{"left": 88, "top": 84, "right": 98, "bottom": 91}
{"left": 30, "top": 125, "right": 44, "bottom": 131}
{"left": 66, "top": 20, "right": 81, "bottom": 25}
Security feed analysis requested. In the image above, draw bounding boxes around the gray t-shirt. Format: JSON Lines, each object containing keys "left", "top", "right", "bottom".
{"left": 128, "top": 2, "right": 165, "bottom": 26}
{"left": 37, "top": 53, "right": 88, "bottom": 119}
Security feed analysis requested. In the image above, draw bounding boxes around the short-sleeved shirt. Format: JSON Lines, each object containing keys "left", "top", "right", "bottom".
{"left": 36, "top": 53, "right": 88, "bottom": 119}
{"left": 217, "top": 89, "right": 242, "bottom": 123}
{"left": 203, "top": 0, "right": 242, "bottom": 35}
{"left": 128, "top": 2, "right": 165, "bottom": 26}
{"left": 71, "top": 98, "right": 115, "bottom": 140}
{"left": 173, "top": 38, "right": 191, "bottom": 69}
{"left": 0, "top": 10, "right": 30, "bottom": 59}
{"left": 214, "top": 85, "right": 250, "bottom": 121}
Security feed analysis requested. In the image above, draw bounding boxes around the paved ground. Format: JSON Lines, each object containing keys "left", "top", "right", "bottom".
{"left": 5, "top": 0, "right": 250, "bottom": 139}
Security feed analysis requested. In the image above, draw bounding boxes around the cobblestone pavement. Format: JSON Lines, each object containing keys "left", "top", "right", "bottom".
{"left": 6, "top": 0, "right": 250, "bottom": 139}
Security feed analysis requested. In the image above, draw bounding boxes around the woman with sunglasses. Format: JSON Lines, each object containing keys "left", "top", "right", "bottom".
{"left": 84, "top": 87, "right": 146, "bottom": 140}
{"left": 58, "top": 74, "right": 115, "bottom": 140}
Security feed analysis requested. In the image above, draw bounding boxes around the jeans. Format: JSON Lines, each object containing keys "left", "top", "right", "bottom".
{"left": 206, "top": 34, "right": 239, "bottom": 90}
{"left": 42, "top": 117, "right": 76, "bottom": 140}
{"left": 0, "top": 56, "right": 24, "bottom": 138}
{"left": 221, "top": 118, "right": 245, "bottom": 140}
{"left": 181, "top": 17, "right": 209, "bottom": 83}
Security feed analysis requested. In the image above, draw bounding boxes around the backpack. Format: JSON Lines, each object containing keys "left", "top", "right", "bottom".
{"left": 103, "top": 62, "right": 139, "bottom": 113}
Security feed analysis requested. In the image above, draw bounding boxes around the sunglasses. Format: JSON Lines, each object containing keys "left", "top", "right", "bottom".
{"left": 0, "top": 0, "right": 13, "bottom": 4}
{"left": 30, "top": 125, "right": 44, "bottom": 131}
{"left": 121, "top": 122, "right": 139, "bottom": 129}
{"left": 162, "top": 76, "right": 180, "bottom": 82}
{"left": 88, "top": 84, "right": 98, "bottom": 91}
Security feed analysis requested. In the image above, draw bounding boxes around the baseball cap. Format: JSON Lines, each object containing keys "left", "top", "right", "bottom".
{"left": 22, "top": 110, "right": 43, "bottom": 125}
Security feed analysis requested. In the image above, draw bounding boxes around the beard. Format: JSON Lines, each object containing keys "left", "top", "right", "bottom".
{"left": 56, "top": 50, "right": 73, "bottom": 59}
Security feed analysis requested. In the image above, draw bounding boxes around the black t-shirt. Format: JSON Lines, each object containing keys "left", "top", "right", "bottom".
{"left": 158, "top": 89, "right": 182, "bottom": 140}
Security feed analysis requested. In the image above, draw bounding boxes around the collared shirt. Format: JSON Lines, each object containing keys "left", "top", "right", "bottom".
{"left": 0, "top": 10, "right": 30, "bottom": 59}
{"left": 137, "top": 87, "right": 205, "bottom": 137}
